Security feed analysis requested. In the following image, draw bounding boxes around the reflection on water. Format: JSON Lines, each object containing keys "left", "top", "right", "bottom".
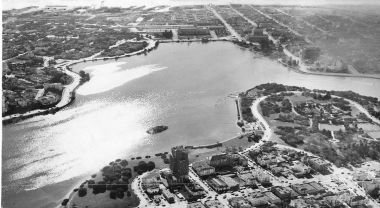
{"left": 2, "top": 42, "right": 380, "bottom": 207}
{"left": 3, "top": 100, "right": 154, "bottom": 192}
{"left": 77, "top": 63, "right": 167, "bottom": 95}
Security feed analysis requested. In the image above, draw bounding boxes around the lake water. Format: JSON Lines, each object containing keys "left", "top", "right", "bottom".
{"left": 2, "top": 41, "right": 380, "bottom": 208}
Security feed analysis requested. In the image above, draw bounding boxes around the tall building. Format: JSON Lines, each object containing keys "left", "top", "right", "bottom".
{"left": 170, "top": 146, "right": 189, "bottom": 181}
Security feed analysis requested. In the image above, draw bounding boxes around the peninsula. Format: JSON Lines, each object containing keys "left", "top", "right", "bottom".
{"left": 59, "top": 83, "right": 380, "bottom": 208}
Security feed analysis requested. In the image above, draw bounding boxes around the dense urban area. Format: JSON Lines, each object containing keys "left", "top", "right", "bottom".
{"left": 3, "top": 3, "right": 380, "bottom": 208}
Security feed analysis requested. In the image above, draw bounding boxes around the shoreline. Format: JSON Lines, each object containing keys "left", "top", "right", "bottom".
{"left": 281, "top": 48, "right": 380, "bottom": 80}
{"left": 2, "top": 39, "right": 158, "bottom": 125}
{"left": 3, "top": 38, "right": 380, "bottom": 124}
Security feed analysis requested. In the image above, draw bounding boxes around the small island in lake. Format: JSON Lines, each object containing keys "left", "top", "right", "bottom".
{"left": 146, "top": 125, "right": 168, "bottom": 134}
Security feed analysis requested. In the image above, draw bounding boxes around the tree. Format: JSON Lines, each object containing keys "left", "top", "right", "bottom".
{"left": 120, "top": 159, "right": 128, "bottom": 167}
{"left": 162, "top": 30, "right": 173, "bottom": 39}
{"left": 147, "top": 161, "right": 155, "bottom": 171}
{"left": 324, "top": 92, "right": 331, "bottom": 100}
{"left": 78, "top": 187, "right": 87, "bottom": 197}
{"left": 292, "top": 59, "right": 297, "bottom": 66}
{"left": 117, "top": 188, "right": 125, "bottom": 198}
{"left": 93, "top": 181, "right": 107, "bottom": 194}
{"left": 110, "top": 190, "right": 117, "bottom": 199}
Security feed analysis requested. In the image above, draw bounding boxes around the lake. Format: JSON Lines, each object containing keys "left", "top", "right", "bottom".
{"left": 2, "top": 41, "right": 380, "bottom": 208}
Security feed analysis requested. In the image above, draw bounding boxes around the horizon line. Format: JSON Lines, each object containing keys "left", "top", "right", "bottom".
{"left": 3, "top": 3, "right": 380, "bottom": 11}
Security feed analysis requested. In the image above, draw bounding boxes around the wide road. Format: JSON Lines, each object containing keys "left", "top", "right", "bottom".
{"left": 229, "top": 5, "right": 258, "bottom": 27}
{"left": 208, "top": 5, "right": 243, "bottom": 41}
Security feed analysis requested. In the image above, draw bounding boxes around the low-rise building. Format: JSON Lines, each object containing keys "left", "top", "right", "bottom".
{"left": 349, "top": 195, "right": 368, "bottom": 207}
{"left": 204, "top": 200, "right": 224, "bottom": 208}
{"left": 252, "top": 169, "right": 271, "bottom": 186}
{"left": 247, "top": 191, "right": 281, "bottom": 207}
{"left": 358, "top": 179, "right": 380, "bottom": 193}
{"left": 291, "top": 161, "right": 311, "bottom": 178}
{"left": 184, "top": 183, "right": 206, "bottom": 201}
{"left": 237, "top": 172, "right": 257, "bottom": 188}
{"left": 291, "top": 183, "right": 324, "bottom": 196}
{"left": 308, "top": 182, "right": 325, "bottom": 193}
{"left": 264, "top": 191, "right": 282, "bottom": 205}
{"left": 305, "top": 157, "right": 330, "bottom": 173}
{"left": 271, "top": 186, "right": 291, "bottom": 200}
{"left": 207, "top": 177, "right": 228, "bottom": 193}
{"left": 210, "top": 154, "right": 229, "bottom": 167}
{"left": 162, "top": 189, "right": 175, "bottom": 204}
{"left": 229, "top": 197, "right": 251, "bottom": 208}
{"left": 192, "top": 161, "right": 215, "bottom": 177}
{"left": 178, "top": 27, "right": 210, "bottom": 36}
{"left": 218, "top": 175, "right": 239, "bottom": 191}
{"left": 229, "top": 154, "right": 248, "bottom": 167}
{"left": 188, "top": 202, "right": 206, "bottom": 208}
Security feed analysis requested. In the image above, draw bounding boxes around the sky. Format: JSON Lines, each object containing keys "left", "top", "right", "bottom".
{"left": 2, "top": 0, "right": 380, "bottom": 10}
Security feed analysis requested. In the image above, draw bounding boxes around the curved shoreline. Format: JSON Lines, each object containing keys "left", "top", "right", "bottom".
{"left": 2, "top": 39, "right": 158, "bottom": 125}
{"left": 3, "top": 39, "right": 380, "bottom": 124}
{"left": 287, "top": 62, "right": 380, "bottom": 80}
{"left": 281, "top": 48, "right": 380, "bottom": 80}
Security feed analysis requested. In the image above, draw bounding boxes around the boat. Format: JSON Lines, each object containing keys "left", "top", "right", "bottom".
{"left": 146, "top": 125, "right": 168, "bottom": 134}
